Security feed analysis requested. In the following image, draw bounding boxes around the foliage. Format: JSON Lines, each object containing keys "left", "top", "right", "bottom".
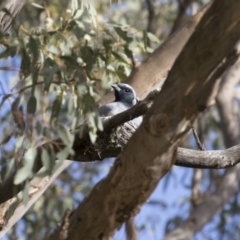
{"left": 0, "top": 0, "right": 154, "bottom": 185}
{"left": 0, "top": 0, "right": 160, "bottom": 238}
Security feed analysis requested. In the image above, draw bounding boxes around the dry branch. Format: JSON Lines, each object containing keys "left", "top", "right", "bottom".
{"left": 1, "top": 78, "right": 240, "bottom": 208}
{"left": 165, "top": 39, "right": 240, "bottom": 240}
{"left": 0, "top": 0, "right": 26, "bottom": 33}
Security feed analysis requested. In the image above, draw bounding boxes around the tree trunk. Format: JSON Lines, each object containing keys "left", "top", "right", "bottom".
{"left": 47, "top": 0, "right": 240, "bottom": 239}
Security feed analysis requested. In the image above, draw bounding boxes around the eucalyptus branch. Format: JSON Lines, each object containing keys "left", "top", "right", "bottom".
{"left": 2, "top": 85, "right": 240, "bottom": 205}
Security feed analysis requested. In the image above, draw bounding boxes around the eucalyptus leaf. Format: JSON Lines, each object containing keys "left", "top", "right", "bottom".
{"left": 23, "top": 180, "right": 30, "bottom": 206}
{"left": 73, "top": 9, "right": 83, "bottom": 19}
{"left": 89, "top": 130, "right": 97, "bottom": 143}
{"left": 50, "top": 97, "right": 62, "bottom": 123}
{"left": 4, "top": 158, "right": 15, "bottom": 181}
{"left": 56, "top": 147, "right": 72, "bottom": 161}
{"left": 147, "top": 32, "right": 160, "bottom": 44}
{"left": 71, "top": 0, "right": 79, "bottom": 15}
{"left": 29, "top": 37, "right": 40, "bottom": 65}
{"left": 21, "top": 49, "right": 31, "bottom": 77}
{"left": 36, "top": 121, "right": 42, "bottom": 135}
{"left": 0, "top": 46, "right": 17, "bottom": 59}
{"left": 41, "top": 148, "right": 51, "bottom": 172}
{"left": 114, "top": 27, "right": 132, "bottom": 42}
{"left": 31, "top": 3, "right": 45, "bottom": 9}
{"left": 14, "top": 147, "right": 37, "bottom": 185}
{"left": 27, "top": 95, "right": 37, "bottom": 115}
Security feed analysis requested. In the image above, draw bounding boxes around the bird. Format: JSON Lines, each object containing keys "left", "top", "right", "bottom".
{"left": 98, "top": 83, "right": 142, "bottom": 127}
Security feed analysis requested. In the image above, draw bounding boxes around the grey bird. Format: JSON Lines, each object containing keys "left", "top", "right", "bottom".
{"left": 98, "top": 83, "right": 142, "bottom": 127}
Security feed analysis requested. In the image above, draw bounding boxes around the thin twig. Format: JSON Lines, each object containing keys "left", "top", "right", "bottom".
{"left": 192, "top": 126, "right": 206, "bottom": 151}
{"left": 170, "top": 0, "right": 193, "bottom": 35}
{"left": 125, "top": 217, "right": 138, "bottom": 240}
{"left": 0, "top": 79, "right": 75, "bottom": 108}
{"left": 145, "top": 0, "right": 155, "bottom": 47}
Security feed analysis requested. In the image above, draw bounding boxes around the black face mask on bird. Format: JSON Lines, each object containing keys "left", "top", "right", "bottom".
{"left": 98, "top": 83, "right": 142, "bottom": 127}
{"left": 111, "top": 84, "right": 137, "bottom": 105}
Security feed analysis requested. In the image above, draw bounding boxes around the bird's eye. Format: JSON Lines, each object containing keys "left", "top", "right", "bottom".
{"left": 125, "top": 89, "right": 130, "bottom": 92}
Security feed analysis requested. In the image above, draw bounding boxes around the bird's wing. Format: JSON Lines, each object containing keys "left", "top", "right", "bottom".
{"left": 98, "top": 102, "right": 129, "bottom": 117}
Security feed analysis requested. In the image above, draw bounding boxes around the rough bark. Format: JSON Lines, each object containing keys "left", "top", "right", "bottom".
{"left": 0, "top": 0, "right": 26, "bottom": 33}
{"left": 47, "top": 0, "right": 240, "bottom": 239}
{"left": 3, "top": 128, "right": 240, "bottom": 237}
{"left": 165, "top": 40, "right": 240, "bottom": 240}
{"left": 2, "top": 82, "right": 240, "bottom": 208}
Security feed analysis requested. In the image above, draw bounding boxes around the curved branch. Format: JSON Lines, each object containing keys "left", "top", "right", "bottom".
{"left": 2, "top": 78, "right": 240, "bottom": 207}
{"left": 165, "top": 40, "right": 240, "bottom": 240}
{"left": 176, "top": 145, "right": 240, "bottom": 169}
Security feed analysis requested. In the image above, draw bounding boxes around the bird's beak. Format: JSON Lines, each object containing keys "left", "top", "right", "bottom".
{"left": 111, "top": 84, "right": 121, "bottom": 91}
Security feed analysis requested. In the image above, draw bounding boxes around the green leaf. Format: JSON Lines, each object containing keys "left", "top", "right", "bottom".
{"left": 0, "top": 158, "right": 7, "bottom": 181}
{"left": 43, "top": 127, "right": 52, "bottom": 139}
{"left": 114, "top": 27, "right": 132, "bottom": 42}
{"left": 15, "top": 136, "right": 25, "bottom": 150}
{"left": 77, "top": 84, "right": 87, "bottom": 95}
{"left": 21, "top": 49, "right": 31, "bottom": 77}
{"left": 87, "top": 112, "right": 102, "bottom": 143}
{"left": 146, "top": 47, "right": 154, "bottom": 53}
{"left": 41, "top": 148, "right": 51, "bottom": 172}
{"left": 31, "top": 3, "right": 45, "bottom": 9}
{"left": 57, "top": 125, "right": 70, "bottom": 146}
{"left": 11, "top": 96, "right": 20, "bottom": 111}
{"left": 29, "top": 37, "right": 40, "bottom": 65}
{"left": 50, "top": 97, "right": 62, "bottom": 123}
{"left": 112, "top": 51, "right": 131, "bottom": 65}
{"left": 89, "top": 130, "right": 97, "bottom": 144}
{"left": 4, "top": 158, "right": 15, "bottom": 181}
{"left": 71, "top": 0, "right": 79, "bottom": 15}
{"left": 27, "top": 95, "right": 37, "bottom": 115}
{"left": 37, "top": 148, "right": 55, "bottom": 177}
{"left": 87, "top": 3, "right": 97, "bottom": 27}
{"left": 43, "top": 58, "right": 59, "bottom": 91}
{"left": 96, "top": 115, "right": 103, "bottom": 131}
{"left": 73, "top": 9, "right": 83, "bottom": 19}
{"left": 0, "top": 46, "right": 17, "bottom": 59}
{"left": 56, "top": 147, "right": 72, "bottom": 161}
{"left": 14, "top": 147, "right": 37, "bottom": 185}
{"left": 57, "top": 125, "right": 75, "bottom": 147}
{"left": 23, "top": 180, "right": 30, "bottom": 206}
{"left": 146, "top": 32, "right": 160, "bottom": 44}
{"left": 106, "top": 65, "right": 115, "bottom": 72}
{"left": 36, "top": 121, "right": 42, "bottom": 135}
